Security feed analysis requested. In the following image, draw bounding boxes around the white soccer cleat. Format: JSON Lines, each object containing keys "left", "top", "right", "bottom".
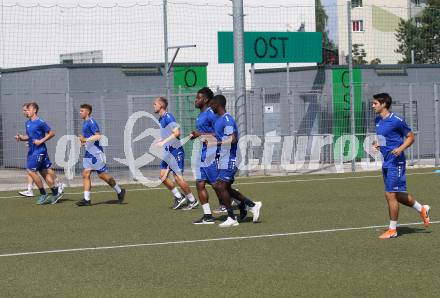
{"left": 58, "top": 182, "right": 65, "bottom": 194}
{"left": 219, "top": 216, "right": 239, "bottom": 228}
{"left": 249, "top": 201, "right": 262, "bottom": 222}
{"left": 18, "top": 190, "right": 34, "bottom": 197}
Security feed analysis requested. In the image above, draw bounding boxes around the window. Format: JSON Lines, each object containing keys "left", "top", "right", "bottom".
{"left": 415, "top": 17, "right": 422, "bottom": 27}
{"left": 413, "top": 0, "right": 421, "bottom": 6}
{"left": 352, "top": 0, "right": 363, "bottom": 8}
{"left": 352, "top": 20, "right": 364, "bottom": 32}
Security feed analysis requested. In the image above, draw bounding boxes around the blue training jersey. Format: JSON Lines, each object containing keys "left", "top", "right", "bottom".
{"left": 159, "top": 111, "right": 182, "bottom": 150}
{"left": 196, "top": 107, "right": 219, "bottom": 162}
{"left": 214, "top": 112, "right": 239, "bottom": 167}
{"left": 25, "top": 118, "right": 51, "bottom": 155}
{"left": 82, "top": 118, "right": 104, "bottom": 157}
{"left": 375, "top": 113, "right": 412, "bottom": 168}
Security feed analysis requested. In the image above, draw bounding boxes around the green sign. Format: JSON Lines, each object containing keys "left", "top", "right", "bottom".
{"left": 218, "top": 31, "right": 322, "bottom": 63}
{"left": 332, "top": 68, "right": 364, "bottom": 160}
{"left": 173, "top": 66, "right": 207, "bottom": 161}
{"left": 173, "top": 66, "right": 207, "bottom": 89}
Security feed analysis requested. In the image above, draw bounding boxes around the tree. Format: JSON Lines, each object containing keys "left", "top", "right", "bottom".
{"left": 370, "top": 58, "right": 382, "bottom": 65}
{"left": 395, "top": 0, "right": 440, "bottom": 63}
{"left": 352, "top": 44, "right": 367, "bottom": 65}
{"left": 315, "top": 0, "right": 336, "bottom": 50}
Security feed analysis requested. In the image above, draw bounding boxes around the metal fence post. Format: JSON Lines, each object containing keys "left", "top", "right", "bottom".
{"left": 65, "top": 91, "right": 75, "bottom": 186}
{"left": 409, "top": 83, "right": 414, "bottom": 166}
{"left": 434, "top": 83, "right": 440, "bottom": 166}
{"left": 233, "top": 0, "right": 247, "bottom": 176}
{"left": 346, "top": 0, "right": 356, "bottom": 172}
{"left": 163, "top": 0, "right": 170, "bottom": 101}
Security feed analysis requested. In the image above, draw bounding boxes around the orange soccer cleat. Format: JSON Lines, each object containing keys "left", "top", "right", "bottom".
{"left": 421, "top": 205, "right": 431, "bottom": 228}
{"left": 379, "top": 229, "right": 398, "bottom": 239}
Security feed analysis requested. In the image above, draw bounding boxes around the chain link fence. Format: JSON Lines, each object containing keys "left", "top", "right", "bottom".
{"left": 1, "top": 1, "right": 440, "bottom": 190}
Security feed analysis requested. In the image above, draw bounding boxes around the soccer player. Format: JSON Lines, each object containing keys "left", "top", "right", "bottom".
{"left": 189, "top": 87, "right": 220, "bottom": 224}
{"left": 190, "top": 88, "right": 249, "bottom": 224}
{"left": 153, "top": 96, "right": 198, "bottom": 210}
{"left": 372, "top": 93, "right": 430, "bottom": 239}
{"left": 209, "top": 94, "right": 262, "bottom": 227}
{"left": 15, "top": 102, "right": 63, "bottom": 204}
{"left": 76, "top": 104, "right": 126, "bottom": 206}
{"left": 17, "top": 103, "right": 36, "bottom": 197}
{"left": 17, "top": 103, "right": 65, "bottom": 198}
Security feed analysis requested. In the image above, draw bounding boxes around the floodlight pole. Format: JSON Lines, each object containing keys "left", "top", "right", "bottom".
{"left": 163, "top": 0, "right": 170, "bottom": 100}
{"left": 232, "top": 0, "right": 248, "bottom": 175}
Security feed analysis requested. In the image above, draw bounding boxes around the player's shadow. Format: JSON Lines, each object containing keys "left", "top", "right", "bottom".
{"left": 56, "top": 198, "right": 75, "bottom": 204}
{"left": 398, "top": 226, "right": 431, "bottom": 236}
{"left": 93, "top": 199, "right": 127, "bottom": 205}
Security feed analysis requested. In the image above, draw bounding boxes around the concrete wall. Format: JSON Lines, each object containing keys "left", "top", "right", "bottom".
{"left": 0, "top": 67, "right": 68, "bottom": 168}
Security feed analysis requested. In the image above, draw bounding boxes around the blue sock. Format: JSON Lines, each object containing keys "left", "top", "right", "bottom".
{"left": 51, "top": 187, "right": 58, "bottom": 196}
{"left": 39, "top": 188, "right": 46, "bottom": 195}
{"left": 227, "top": 208, "right": 235, "bottom": 219}
{"left": 244, "top": 199, "right": 255, "bottom": 207}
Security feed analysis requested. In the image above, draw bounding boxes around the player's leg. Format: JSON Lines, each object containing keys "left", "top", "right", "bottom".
{"left": 27, "top": 153, "right": 50, "bottom": 205}
{"left": 394, "top": 165, "right": 430, "bottom": 227}
{"left": 168, "top": 149, "right": 198, "bottom": 209}
{"left": 214, "top": 180, "right": 238, "bottom": 227}
{"left": 228, "top": 187, "right": 262, "bottom": 222}
{"left": 378, "top": 192, "right": 400, "bottom": 238}
{"left": 18, "top": 173, "right": 34, "bottom": 197}
{"left": 379, "top": 167, "right": 399, "bottom": 239}
{"left": 47, "top": 168, "right": 65, "bottom": 194}
{"left": 174, "top": 174, "right": 198, "bottom": 210}
{"left": 97, "top": 171, "right": 125, "bottom": 203}
{"left": 40, "top": 168, "right": 64, "bottom": 204}
{"left": 396, "top": 192, "right": 430, "bottom": 228}
{"left": 76, "top": 169, "right": 92, "bottom": 206}
{"left": 160, "top": 167, "right": 185, "bottom": 209}
{"left": 193, "top": 179, "right": 215, "bottom": 224}
{"left": 160, "top": 155, "right": 186, "bottom": 209}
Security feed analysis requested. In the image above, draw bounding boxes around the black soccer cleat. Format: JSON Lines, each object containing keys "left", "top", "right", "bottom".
{"left": 193, "top": 215, "right": 216, "bottom": 225}
{"left": 76, "top": 198, "right": 91, "bottom": 206}
{"left": 117, "top": 188, "right": 126, "bottom": 203}
{"left": 172, "top": 195, "right": 187, "bottom": 210}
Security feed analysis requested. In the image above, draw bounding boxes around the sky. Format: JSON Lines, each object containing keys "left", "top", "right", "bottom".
{"left": 1, "top": 0, "right": 323, "bottom": 87}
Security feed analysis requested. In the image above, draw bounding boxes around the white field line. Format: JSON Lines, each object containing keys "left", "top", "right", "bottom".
{"left": 0, "top": 171, "right": 434, "bottom": 199}
{"left": 0, "top": 220, "right": 437, "bottom": 258}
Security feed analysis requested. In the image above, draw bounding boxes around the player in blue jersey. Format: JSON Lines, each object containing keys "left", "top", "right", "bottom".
{"left": 17, "top": 103, "right": 65, "bottom": 198}
{"left": 209, "top": 94, "right": 262, "bottom": 227}
{"left": 76, "top": 104, "right": 125, "bottom": 206}
{"left": 189, "top": 87, "right": 220, "bottom": 224}
{"left": 190, "top": 88, "right": 246, "bottom": 224}
{"left": 14, "top": 102, "right": 63, "bottom": 205}
{"left": 153, "top": 96, "right": 198, "bottom": 210}
{"left": 372, "top": 93, "right": 430, "bottom": 239}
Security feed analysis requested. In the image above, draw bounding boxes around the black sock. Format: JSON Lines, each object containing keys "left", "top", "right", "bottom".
{"left": 239, "top": 202, "right": 247, "bottom": 212}
{"left": 39, "top": 188, "right": 46, "bottom": 195}
{"left": 244, "top": 199, "right": 255, "bottom": 207}
{"left": 51, "top": 187, "right": 58, "bottom": 196}
{"left": 227, "top": 208, "right": 235, "bottom": 219}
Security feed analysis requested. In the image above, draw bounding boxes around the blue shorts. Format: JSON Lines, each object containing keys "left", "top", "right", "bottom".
{"left": 83, "top": 152, "right": 108, "bottom": 174}
{"left": 160, "top": 148, "right": 184, "bottom": 175}
{"left": 197, "top": 161, "right": 219, "bottom": 185}
{"left": 27, "top": 152, "right": 52, "bottom": 172}
{"left": 382, "top": 164, "right": 407, "bottom": 193}
{"left": 217, "top": 161, "right": 238, "bottom": 184}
